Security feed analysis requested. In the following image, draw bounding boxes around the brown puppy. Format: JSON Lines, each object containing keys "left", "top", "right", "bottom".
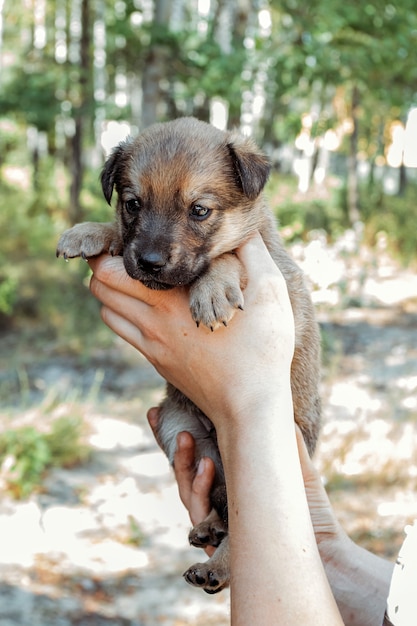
{"left": 57, "top": 117, "right": 321, "bottom": 594}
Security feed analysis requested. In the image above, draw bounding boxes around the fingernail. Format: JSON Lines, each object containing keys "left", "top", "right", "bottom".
{"left": 197, "top": 458, "right": 206, "bottom": 476}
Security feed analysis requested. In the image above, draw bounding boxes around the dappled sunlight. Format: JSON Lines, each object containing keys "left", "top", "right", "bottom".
{"left": 1, "top": 239, "right": 416, "bottom": 620}
{"left": 292, "top": 228, "right": 417, "bottom": 308}
{"left": 3, "top": 165, "right": 31, "bottom": 191}
{"left": 0, "top": 391, "right": 231, "bottom": 623}
{"left": 88, "top": 415, "right": 150, "bottom": 450}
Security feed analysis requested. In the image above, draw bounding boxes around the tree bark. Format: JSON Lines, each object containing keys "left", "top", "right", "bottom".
{"left": 347, "top": 85, "right": 361, "bottom": 225}
{"left": 69, "top": 0, "right": 92, "bottom": 225}
{"left": 398, "top": 161, "right": 407, "bottom": 196}
{"left": 141, "top": 0, "right": 172, "bottom": 128}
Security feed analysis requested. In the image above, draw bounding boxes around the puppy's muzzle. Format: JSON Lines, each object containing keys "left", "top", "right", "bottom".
{"left": 123, "top": 244, "right": 176, "bottom": 290}
{"left": 137, "top": 250, "right": 166, "bottom": 274}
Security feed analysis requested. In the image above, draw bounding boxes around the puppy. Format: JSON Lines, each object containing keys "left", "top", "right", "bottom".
{"left": 57, "top": 117, "right": 321, "bottom": 594}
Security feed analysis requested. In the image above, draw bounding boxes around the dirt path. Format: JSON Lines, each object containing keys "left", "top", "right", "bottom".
{"left": 1, "top": 240, "right": 417, "bottom": 625}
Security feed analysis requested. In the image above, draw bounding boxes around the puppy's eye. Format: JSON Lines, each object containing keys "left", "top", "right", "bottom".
{"left": 125, "top": 199, "right": 142, "bottom": 214}
{"left": 190, "top": 204, "right": 211, "bottom": 220}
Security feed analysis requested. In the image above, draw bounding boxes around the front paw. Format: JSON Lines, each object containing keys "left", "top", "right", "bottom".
{"left": 189, "top": 278, "right": 244, "bottom": 331}
{"left": 56, "top": 222, "right": 122, "bottom": 260}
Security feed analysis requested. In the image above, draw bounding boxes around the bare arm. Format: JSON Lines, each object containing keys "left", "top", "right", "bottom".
{"left": 169, "top": 421, "right": 393, "bottom": 626}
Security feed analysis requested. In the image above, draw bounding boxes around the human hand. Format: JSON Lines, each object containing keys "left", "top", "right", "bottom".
{"left": 147, "top": 406, "right": 216, "bottom": 556}
{"left": 89, "top": 232, "right": 295, "bottom": 426}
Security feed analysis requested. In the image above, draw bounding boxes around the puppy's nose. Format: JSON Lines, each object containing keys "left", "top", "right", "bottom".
{"left": 137, "top": 251, "right": 166, "bottom": 274}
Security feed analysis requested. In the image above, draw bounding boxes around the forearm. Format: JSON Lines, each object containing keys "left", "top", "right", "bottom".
{"left": 216, "top": 386, "right": 343, "bottom": 625}
{"left": 320, "top": 533, "right": 393, "bottom": 626}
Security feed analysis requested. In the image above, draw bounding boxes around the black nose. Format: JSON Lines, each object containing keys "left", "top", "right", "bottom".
{"left": 137, "top": 251, "right": 166, "bottom": 274}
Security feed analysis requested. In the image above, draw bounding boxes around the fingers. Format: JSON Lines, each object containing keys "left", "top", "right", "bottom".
{"left": 295, "top": 426, "right": 317, "bottom": 481}
{"left": 147, "top": 406, "right": 160, "bottom": 436}
{"left": 89, "top": 254, "right": 165, "bottom": 305}
{"left": 237, "top": 231, "right": 283, "bottom": 278}
{"left": 148, "top": 408, "right": 215, "bottom": 527}
{"left": 174, "top": 433, "right": 215, "bottom": 527}
{"left": 295, "top": 427, "right": 340, "bottom": 538}
{"left": 89, "top": 256, "right": 193, "bottom": 335}
{"left": 99, "top": 305, "right": 147, "bottom": 355}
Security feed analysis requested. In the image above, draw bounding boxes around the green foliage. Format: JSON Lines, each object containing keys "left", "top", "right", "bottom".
{"left": 267, "top": 173, "right": 350, "bottom": 241}
{"left": 0, "top": 66, "right": 63, "bottom": 133}
{"left": 0, "top": 426, "right": 50, "bottom": 498}
{"left": 0, "top": 275, "right": 18, "bottom": 316}
{"left": 0, "top": 0, "right": 416, "bottom": 352}
{"left": 361, "top": 183, "right": 417, "bottom": 264}
{"left": 268, "top": 172, "right": 417, "bottom": 266}
{"left": 0, "top": 140, "right": 114, "bottom": 347}
{"left": 0, "top": 417, "right": 90, "bottom": 499}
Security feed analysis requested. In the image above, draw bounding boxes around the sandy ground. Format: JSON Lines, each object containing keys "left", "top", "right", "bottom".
{"left": 1, "top": 236, "right": 417, "bottom": 625}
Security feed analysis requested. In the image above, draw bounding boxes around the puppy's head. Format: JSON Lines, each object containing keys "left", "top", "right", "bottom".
{"left": 101, "top": 117, "right": 270, "bottom": 289}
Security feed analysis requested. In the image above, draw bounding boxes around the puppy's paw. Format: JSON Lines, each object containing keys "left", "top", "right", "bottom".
{"left": 183, "top": 562, "right": 229, "bottom": 594}
{"left": 189, "top": 279, "right": 244, "bottom": 331}
{"left": 189, "top": 253, "right": 245, "bottom": 331}
{"left": 189, "top": 517, "right": 227, "bottom": 549}
{"left": 56, "top": 222, "right": 122, "bottom": 260}
{"left": 184, "top": 526, "right": 230, "bottom": 593}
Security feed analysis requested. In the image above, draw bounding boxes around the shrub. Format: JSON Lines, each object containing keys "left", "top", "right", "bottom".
{"left": 0, "top": 416, "right": 91, "bottom": 499}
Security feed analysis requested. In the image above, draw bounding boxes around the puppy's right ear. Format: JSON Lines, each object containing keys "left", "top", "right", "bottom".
{"left": 100, "top": 142, "right": 127, "bottom": 205}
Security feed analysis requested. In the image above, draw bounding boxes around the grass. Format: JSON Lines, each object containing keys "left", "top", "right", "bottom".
{"left": 0, "top": 415, "right": 91, "bottom": 499}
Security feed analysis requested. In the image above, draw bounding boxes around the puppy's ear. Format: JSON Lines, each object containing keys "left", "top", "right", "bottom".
{"left": 227, "top": 132, "right": 271, "bottom": 200}
{"left": 100, "top": 142, "right": 129, "bottom": 205}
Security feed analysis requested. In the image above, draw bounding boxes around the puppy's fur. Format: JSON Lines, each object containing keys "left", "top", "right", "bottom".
{"left": 57, "top": 117, "right": 321, "bottom": 594}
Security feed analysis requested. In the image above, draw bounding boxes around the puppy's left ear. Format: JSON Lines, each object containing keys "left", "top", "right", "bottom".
{"left": 100, "top": 141, "right": 129, "bottom": 205}
{"left": 227, "top": 132, "right": 271, "bottom": 200}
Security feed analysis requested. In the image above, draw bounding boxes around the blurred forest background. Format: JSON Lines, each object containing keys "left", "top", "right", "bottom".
{"left": 1, "top": 0, "right": 417, "bottom": 340}
{"left": 1, "top": 1, "right": 417, "bottom": 624}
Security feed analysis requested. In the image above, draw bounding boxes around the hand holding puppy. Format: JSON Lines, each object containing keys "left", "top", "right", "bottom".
{"left": 89, "top": 233, "right": 295, "bottom": 424}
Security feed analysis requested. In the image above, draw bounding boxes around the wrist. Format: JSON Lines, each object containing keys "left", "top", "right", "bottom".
{"left": 214, "top": 378, "right": 294, "bottom": 453}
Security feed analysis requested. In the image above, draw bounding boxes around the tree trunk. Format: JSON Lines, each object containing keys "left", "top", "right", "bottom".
{"left": 347, "top": 85, "right": 361, "bottom": 225}
{"left": 398, "top": 161, "right": 407, "bottom": 196}
{"left": 69, "top": 117, "right": 83, "bottom": 224}
{"left": 141, "top": 0, "right": 172, "bottom": 128}
{"left": 69, "top": 0, "right": 92, "bottom": 225}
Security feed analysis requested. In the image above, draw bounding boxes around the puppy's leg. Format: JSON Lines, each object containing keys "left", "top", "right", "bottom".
{"left": 189, "top": 253, "right": 245, "bottom": 330}
{"left": 56, "top": 222, "right": 123, "bottom": 259}
{"left": 156, "top": 388, "right": 231, "bottom": 590}
{"left": 156, "top": 387, "right": 223, "bottom": 475}
{"left": 189, "top": 507, "right": 227, "bottom": 549}
{"left": 183, "top": 534, "right": 230, "bottom": 594}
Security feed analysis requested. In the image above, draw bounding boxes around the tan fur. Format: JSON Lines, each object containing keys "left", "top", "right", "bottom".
{"left": 57, "top": 117, "right": 321, "bottom": 594}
